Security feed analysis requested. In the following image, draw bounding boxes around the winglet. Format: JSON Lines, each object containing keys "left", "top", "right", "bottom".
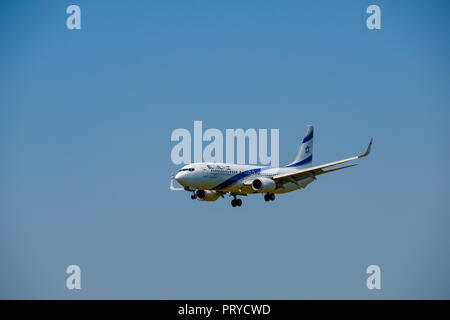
{"left": 358, "top": 138, "right": 373, "bottom": 158}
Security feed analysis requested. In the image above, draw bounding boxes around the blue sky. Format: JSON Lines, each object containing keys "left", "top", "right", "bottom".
{"left": 1, "top": 0, "right": 449, "bottom": 299}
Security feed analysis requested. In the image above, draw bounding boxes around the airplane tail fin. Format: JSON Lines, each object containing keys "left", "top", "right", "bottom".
{"left": 286, "top": 125, "right": 313, "bottom": 168}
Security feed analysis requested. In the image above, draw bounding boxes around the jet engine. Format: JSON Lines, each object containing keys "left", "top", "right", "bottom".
{"left": 251, "top": 177, "right": 276, "bottom": 192}
{"left": 195, "top": 190, "right": 220, "bottom": 201}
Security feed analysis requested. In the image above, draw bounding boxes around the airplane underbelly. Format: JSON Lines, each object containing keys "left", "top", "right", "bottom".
{"left": 222, "top": 184, "right": 253, "bottom": 194}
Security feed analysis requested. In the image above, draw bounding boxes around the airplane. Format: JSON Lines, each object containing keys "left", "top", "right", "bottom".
{"left": 170, "top": 125, "right": 372, "bottom": 207}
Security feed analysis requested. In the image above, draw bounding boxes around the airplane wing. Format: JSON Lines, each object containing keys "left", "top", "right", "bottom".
{"left": 272, "top": 138, "right": 373, "bottom": 184}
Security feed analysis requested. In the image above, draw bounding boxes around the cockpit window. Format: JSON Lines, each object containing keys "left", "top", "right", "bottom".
{"left": 189, "top": 168, "right": 195, "bottom": 171}
{"left": 178, "top": 168, "right": 195, "bottom": 172}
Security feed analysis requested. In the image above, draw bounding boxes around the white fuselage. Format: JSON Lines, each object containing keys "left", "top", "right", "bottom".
{"left": 175, "top": 162, "right": 314, "bottom": 194}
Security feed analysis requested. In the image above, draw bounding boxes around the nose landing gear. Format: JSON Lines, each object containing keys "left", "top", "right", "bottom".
{"left": 264, "top": 193, "right": 275, "bottom": 202}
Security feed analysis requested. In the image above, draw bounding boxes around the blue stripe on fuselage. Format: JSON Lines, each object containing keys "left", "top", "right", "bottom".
{"left": 212, "top": 168, "right": 262, "bottom": 190}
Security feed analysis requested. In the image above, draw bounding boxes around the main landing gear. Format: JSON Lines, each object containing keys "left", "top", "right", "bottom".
{"left": 231, "top": 194, "right": 242, "bottom": 207}
{"left": 264, "top": 193, "right": 275, "bottom": 202}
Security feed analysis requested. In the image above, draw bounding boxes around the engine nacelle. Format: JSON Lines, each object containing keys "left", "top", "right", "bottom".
{"left": 251, "top": 177, "right": 276, "bottom": 192}
{"left": 196, "top": 190, "right": 220, "bottom": 201}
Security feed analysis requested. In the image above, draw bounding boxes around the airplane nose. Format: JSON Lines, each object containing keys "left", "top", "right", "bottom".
{"left": 175, "top": 171, "right": 186, "bottom": 185}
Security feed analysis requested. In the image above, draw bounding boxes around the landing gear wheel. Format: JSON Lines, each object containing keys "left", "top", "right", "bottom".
{"left": 236, "top": 199, "right": 242, "bottom": 206}
{"left": 264, "top": 194, "right": 270, "bottom": 202}
{"left": 191, "top": 194, "right": 196, "bottom": 200}
{"left": 270, "top": 193, "right": 275, "bottom": 201}
{"left": 231, "top": 199, "right": 236, "bottom": 207}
